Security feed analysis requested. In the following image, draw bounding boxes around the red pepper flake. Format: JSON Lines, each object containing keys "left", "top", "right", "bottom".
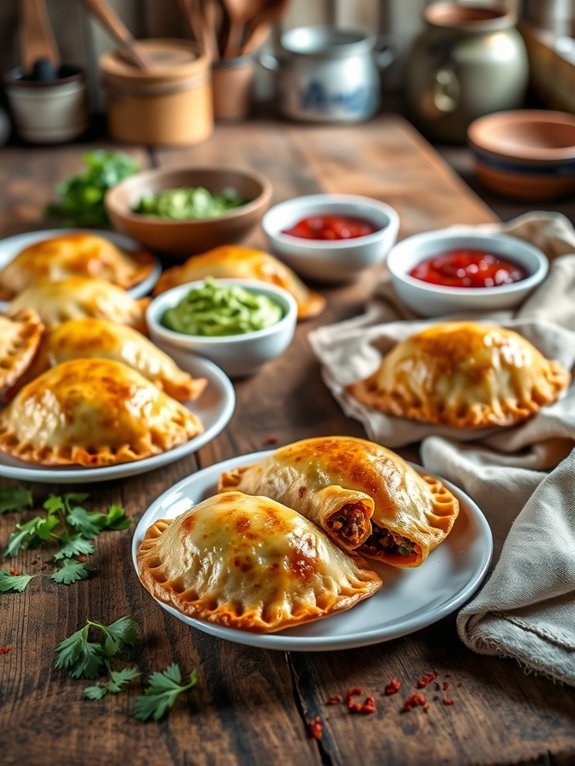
{"left": 416, "top": 671, "right": 438, "bottom": 688}
{"left": 308, "top": 716, "right": 323, "bottom": 740}
{"left": 9, "top": 568, "right": 19, "bottom": 576}
{"left": 445, "top": 672, "right": 452, "bottom": 677}
{"left": 263, "top": 436, "right": 278, "bottom": 446}
{"left": 401, "top": 693, "right": 427, "bottom": 713}
{"left": 348, "top": 702, "right": 362, "bottom": 713}
{"left": 30, "top": 559, "right": 38, "bottom": 565}
{"left": 345, "top": 687, "right": 363, "bottom": 709}
{"left": 0, "top": 646, "right": 12, "bottom": 654}
{"left": 384, "top": 678, "right": 401, "bottom": 695}
{"left": 442, "top": 681, "right": 450, "bottom": 691}
{"left": 360, "top": 696, "right": 377, "bottom": 714}
{"left": 77, "top": 554, "right": 87, "bottom": 563}
{"left": 326, "top": 694, "right": 342, "bottom": 705}
{"left": 442, "top": 697, "right": 454, "bottom": 706}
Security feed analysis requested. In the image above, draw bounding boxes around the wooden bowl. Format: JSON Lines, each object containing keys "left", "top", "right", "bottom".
{"left": 468, "top": 110, "right": 575, "bottom": 200}
{"left": 105, "top": 166, "right": 272, "bottom": 259}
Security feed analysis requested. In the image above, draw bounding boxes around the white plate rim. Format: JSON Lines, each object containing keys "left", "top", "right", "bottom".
{"left": 0, "top": 355, "right": 235, "bottom": 484}
{"left": 131, "top": 449, "right": 494, "bottom": 651}
{"left": 0, "top": 228, "right": 162, "bottom": 305}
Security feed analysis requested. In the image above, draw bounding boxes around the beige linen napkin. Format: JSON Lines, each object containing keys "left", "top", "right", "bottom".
{"left": 309, "top": 212, "right": 575, "bottom": 685}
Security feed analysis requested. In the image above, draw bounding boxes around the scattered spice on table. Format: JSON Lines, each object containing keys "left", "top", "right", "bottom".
{"left": 308, "top": 716, "right": 323, "bottom": 740}
{"left": 416, "top": 671, "right": 438, "bottom": 688}
{"left": 384, "top": 678, "right": 401, "bottom": 695}
{"left": 326, "top": 694, "right": 342, "bottom": 705}
{"left": 0, "top": 646, "right": 12, "bottom": 654}
{"left": 401, "top": 693, "right": 428, "bottom": 713}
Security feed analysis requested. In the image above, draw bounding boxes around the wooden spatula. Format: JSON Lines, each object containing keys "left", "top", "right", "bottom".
{"left": 81, "top": 0, "right": 154, "bottom": 71}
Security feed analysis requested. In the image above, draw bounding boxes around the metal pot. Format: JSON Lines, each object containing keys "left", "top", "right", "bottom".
{"left": 404, "top": 3, "right": 529, "bottom": 143}
{"left": 259, "top": 26, "right": 397, "bottom": 123}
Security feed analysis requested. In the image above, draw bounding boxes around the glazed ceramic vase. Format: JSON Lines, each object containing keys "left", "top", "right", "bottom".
{"left": 404, "top": 3, "right": 529, "bottom": 143}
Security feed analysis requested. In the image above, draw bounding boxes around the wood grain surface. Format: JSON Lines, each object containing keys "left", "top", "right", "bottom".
{"left": 1, "top": 116, "right": 574, "bottom": 766}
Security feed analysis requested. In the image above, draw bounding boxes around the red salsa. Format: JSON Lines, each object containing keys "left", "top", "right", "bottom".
{"left": 282, "top": 214, "right": 379, "bottom": 240}
{"left": 409, "top": 249, "right": 528, "bottom": 288}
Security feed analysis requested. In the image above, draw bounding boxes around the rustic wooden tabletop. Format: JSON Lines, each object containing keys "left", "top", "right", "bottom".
{"left": 1, "top": 115, "right": 574, "bottom": 766}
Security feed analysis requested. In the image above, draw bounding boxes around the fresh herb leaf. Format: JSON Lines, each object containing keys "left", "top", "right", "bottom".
{"left": 55, "top": 617, "right": 140, "bottom": 680}
{"left": 54, "top": 625, "right": 106, "bottom": 679}
{"left": 0, "top": 571, "right": 34, "bottom": 592}
{"left": 52, "top": 535, "right": 94, "bottom": 561}
{"left": 101, "top": 504, "right": 131, "bottom": 532}
{"left": 67, "top": 504, "right": 130, "bottom": 538}
{"left": 51, "top": 558, "right": 90, "bottom": 585}
{"left": 0, "top": 487, "right": 33, "bottom": 515}
{"left": 133, "top": 664, "right": 198, "bottom": 722}
{"left": 4, "top": 515, "right": 59, "bottom": 557}
{"left": 45, "top": 150, "right": 139, "bottom": 227}
{"left": 102, "top": 615, "right": 139, "bottom": 657}
{"left": 84, "top": 667, "right": 140, "bottom": 700}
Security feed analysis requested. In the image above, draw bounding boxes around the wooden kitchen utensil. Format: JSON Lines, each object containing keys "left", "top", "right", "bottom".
{"left": 19, "top": 0, "right": 60, "bottom": 77}
{"left": 81, "top": 0, "right": 154, "bottom": 71}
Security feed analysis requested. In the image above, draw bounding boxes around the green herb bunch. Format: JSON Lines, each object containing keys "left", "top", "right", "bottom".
{"left": 0, "top": 487, "right": 130, "bottom": 589}
{"left": 45, "top": 150, "right": 139, "bottom": 227}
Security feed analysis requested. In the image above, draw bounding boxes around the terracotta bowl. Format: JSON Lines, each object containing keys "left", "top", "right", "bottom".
{"left": 105, "top": 166, "right": 272, "bottom": 259}
{"left": 468, "top": 110, "right": 575, "bottom": 200}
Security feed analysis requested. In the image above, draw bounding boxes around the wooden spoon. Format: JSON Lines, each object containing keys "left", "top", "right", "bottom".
{"left": 81, "top": 0, "right": 153, "bottom": 71}
{"left": 19, "top": 0, "right": 60, "bottom": 77}
{"left": 221, "top": 0, "right": 271, "bottom": 58}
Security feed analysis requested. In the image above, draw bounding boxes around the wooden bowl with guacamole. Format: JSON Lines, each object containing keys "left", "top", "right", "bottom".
{"left": 105, "top": 166, "right": 272, "bottom": 259}
{"left": 146, "top": 278, "right": 298, "bottom": 378}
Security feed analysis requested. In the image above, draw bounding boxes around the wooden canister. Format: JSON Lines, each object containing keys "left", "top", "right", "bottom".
{"left": 100, "top": 39, "right": 213, "bottom": 146}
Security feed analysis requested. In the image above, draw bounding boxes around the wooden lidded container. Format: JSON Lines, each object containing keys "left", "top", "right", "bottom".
{"left": 100, "top": 39, "right": 213, "bottom": 145}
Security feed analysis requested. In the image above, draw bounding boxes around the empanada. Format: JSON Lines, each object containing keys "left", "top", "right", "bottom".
{"left": 137, "top": 490, "right": 383, "bottom": 633}
{"left": 219, "top": 436, "right": 459, "bottom": 568}
{"left": 0, "top": 358, "right": 203, "bottom": 466}
{"left": 0, "top": 232, "right": 154, "bottom": 300}
{"left": 18, "top": 317, "right": 206, "bottom": 402}
{"left": 153, "top": 244, "right": 325, "bottom": 320}
{"left": 0, "top": 309, "right": 44, "bottom": 399}
{"left": 347, "top": 322, "right": 571, "bottom": 429}
{"left": 5, "top": 277, "right": 149, "bottom": 331}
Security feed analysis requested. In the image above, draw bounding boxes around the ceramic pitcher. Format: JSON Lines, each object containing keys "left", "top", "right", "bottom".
{"left": 404, "top": 3, "right": 529, "bottom": 143}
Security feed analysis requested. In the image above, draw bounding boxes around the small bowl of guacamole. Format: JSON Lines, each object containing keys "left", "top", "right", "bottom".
{"left": 146, "top": 278, "right": 298, "bottom": 378}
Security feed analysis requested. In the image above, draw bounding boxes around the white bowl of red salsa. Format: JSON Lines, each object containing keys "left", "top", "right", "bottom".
{"left": 262, "top": 194, "right": 400, "bottom": 282}
{"left": 387, "top": 230, "right": 548, "bottom": 317}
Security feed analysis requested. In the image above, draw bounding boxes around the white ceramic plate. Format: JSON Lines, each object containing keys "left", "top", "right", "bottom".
{"left": 132, "top": 450, "right": 493, "bottom": 651}
{"left": 0, "top": 355, "right": 235, "bottom": 484}
{"left": 0, "top": 228, "right": 161, "bottom": 308}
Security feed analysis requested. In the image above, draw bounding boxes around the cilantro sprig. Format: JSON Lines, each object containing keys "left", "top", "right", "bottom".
{"left": 1, "top": 491, "right": 130, "bottom": 586}
{"left": 0, "top": 487, "right": 33, "bottom": 515}
{"left": 0, "top": 570, "right": 34, "bottom": 592}
{"left": 45, "top": 150, "right": 139, "bottom": 228}
{"left": 133, "top": 665, "right": 198, "bottom": 722}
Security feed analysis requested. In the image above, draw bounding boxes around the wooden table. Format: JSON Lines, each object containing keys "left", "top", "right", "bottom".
{"left": 1, "top": 115, "right": 574, "bottom": 766}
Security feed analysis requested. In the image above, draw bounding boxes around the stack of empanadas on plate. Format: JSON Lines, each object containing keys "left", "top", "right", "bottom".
{"left": 136, "top": 436, "right": 461, "bottom": 634}
{"left": 0, "top": 233, "right": 208, "bottom": 468}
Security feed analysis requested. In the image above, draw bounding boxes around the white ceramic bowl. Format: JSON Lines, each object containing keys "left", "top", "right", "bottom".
{"left": 146, "top": 279, "right": 298, "bottom": 379}
{"left": 262, "top": 193, "right": 400, "bottom": 283}
{"left": 387, "top": 229, "right": 548, "bottom": 317}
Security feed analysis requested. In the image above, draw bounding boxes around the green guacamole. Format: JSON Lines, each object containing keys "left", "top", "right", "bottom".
{"left": 133, "top": 187, "right": 246, "bottom": 220}
{"left": 161, "top": 279, "right": 284, "bottom": 337}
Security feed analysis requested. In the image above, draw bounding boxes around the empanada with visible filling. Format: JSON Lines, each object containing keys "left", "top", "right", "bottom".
{"left": 347, "top": 322, "right": 571, "bottom": 429}
{"left": 137, "top": 490, "right": 383, "bottom": 634}
{"left": 18, "top": 317, "right": 206, "bottom": 402}
{"left": 0, "top": 232, "right": 154, "bottom": 300}
{"left": 153, "top": 244, "right": 325, "bottom": 320}
{"left": 0, "top": 309, "right": 44, "bottom": 399}
{"left": 5, "top": 277, "right": 149, "bottom": 331}
{"left": 219, "top": 436, "right": 459, "bottom": 568}
{"left": 0, "top": 358, "right": 203, "bottom": 466}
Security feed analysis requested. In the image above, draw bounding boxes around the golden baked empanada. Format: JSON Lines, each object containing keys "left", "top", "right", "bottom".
{"left": 153, "top": 244, "right": 325, "bottom": 320}
{"left": 0, "top": 232, "right": 154, "bottom": 300}
{"left": 19, "top": 317, "right": 206, "bottom": 402}
{"left": 219, "top": 436, "right": 459, "bottom": 568}
{"left": 347, "top": 322, "right": 571, "bottom": 429}
{"left": 5, "top": 277, "right": 149, "bottom": 331}
{"left": 0, "top": 358, "right": 203, "bottom": 466}
{"left": 137, "top": 490, "right": 382, "bottom": 633}
{"left": 0, "top": 309, "right": 44, "bottom": 399}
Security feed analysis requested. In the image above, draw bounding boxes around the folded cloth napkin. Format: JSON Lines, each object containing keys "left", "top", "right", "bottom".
{"left": 309, "top": 212, "right": 575, "bottom": 685}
